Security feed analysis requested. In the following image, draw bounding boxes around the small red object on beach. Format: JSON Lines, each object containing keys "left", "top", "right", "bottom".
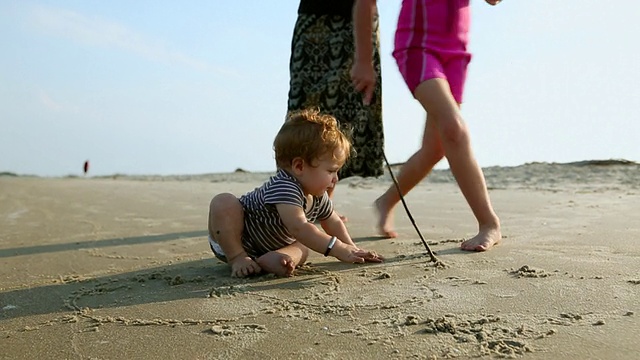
{"left": 83, "top": 160, "right": 89, "bottom": 175}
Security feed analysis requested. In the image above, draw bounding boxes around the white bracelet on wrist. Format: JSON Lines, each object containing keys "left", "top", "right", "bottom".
{"left": 324, "top": 236, "right": 337, "bottom": 257}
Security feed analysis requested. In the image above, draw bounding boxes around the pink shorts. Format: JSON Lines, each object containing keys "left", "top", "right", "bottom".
{"left": 393, "top": 0, "right": 472, "bottom": 103}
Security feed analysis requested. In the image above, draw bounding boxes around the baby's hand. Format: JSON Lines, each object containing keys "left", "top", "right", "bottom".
{"left": 334, "top": 244, "right": 383, "bottom": 264}
{"left": 354, "top": 248, "right": 384, "bottom": 263}
{"left": 229, "top": 256, "right": 262, "bottom": 278}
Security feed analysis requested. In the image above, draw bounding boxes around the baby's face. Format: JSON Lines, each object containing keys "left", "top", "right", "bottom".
{"left": 299, "top": 150, "right": 344, "bottom": 197}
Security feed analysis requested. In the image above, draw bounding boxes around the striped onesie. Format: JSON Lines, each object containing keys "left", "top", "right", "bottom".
{"left": 208, "top": 169, "right": 333, "bottom": 260}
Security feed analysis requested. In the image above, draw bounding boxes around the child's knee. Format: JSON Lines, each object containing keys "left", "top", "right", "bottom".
{"left": 440, "top": 117, "right": 469, "bottom": 146}
{"left": 209, "top": 193, "right": 239, "bottom": 213}
{"left": 210, "top": 193, "right": 228, "bottom": 208}
{"left": 209, "top": 194, "right": 222, "bottom": 214}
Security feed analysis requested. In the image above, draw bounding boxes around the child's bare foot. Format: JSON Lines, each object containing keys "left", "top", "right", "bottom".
{"left": 230, "top": 256, "right": 262, "bottom": 278}
{"left": 374, "top": 197, "right": 398, "bottom": 238}
{"left": 461, "top": 226, "right": 501, "bottom": 251}
{"left": 257, "top": 252, "right": 297, "bottom": 277}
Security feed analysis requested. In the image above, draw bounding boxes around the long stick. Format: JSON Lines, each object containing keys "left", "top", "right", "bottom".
{"left": 382, "top": 152, "right": 440, "bottom": 264}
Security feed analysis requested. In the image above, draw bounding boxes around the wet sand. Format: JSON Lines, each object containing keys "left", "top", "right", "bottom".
{"left": 1, "top": 161, "right": 639, "bottom": 359}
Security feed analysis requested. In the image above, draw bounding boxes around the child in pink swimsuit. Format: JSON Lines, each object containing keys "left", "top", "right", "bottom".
{"left": 352, "top": 0, "right": 503, "bottom": 252}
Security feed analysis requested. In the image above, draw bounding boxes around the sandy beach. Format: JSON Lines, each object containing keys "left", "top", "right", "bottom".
{"left": 1, "top": 161, "right": 639, "bottom": 359}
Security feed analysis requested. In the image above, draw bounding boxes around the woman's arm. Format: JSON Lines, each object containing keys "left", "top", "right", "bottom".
{"left": 351, "top": 0, "right": 377, "bottom": 105}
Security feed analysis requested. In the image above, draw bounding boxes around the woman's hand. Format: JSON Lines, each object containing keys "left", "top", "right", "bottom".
{"left": 351, "top": 60, "right": 377, "bottom": 105}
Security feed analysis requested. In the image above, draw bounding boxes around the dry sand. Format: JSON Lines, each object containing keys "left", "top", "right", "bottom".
{"left": 1, "top": 161, "right": 639, "bottom": 359}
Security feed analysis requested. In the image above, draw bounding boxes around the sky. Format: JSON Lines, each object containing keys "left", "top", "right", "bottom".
{"left": 1, "top": 0, "right": 639, "bottom": 177}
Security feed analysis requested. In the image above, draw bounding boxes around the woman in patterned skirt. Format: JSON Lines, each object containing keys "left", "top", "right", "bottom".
{"left": 287, "top": 0, "right": 385, "bottom": 185}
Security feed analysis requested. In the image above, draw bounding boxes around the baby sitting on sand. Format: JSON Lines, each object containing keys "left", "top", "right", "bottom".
{"left": 207, "top": 109, "right": 383, "bottom": 278}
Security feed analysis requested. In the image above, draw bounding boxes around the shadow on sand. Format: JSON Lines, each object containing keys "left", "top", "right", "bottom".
{"left": 0, "top": 230, "right": 210, "bottom": 258}
{"left": 1, "top": 233, "right": 433, "bottom": 322}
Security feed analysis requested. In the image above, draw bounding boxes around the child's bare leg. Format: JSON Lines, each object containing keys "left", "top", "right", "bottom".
{"left": 413, "top": 79, "right": 501, "bottom": 251}
{"left": 256, "top": 242, "right": 309, "bottom": 277}
{"left": 375, "top": 118, "right": 445, "bottom": 238}
{"left": 208, "top": 193, "right": 261, "bottom": 277}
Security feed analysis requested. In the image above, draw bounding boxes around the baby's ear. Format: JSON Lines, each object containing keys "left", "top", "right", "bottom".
{"left": 291, "top": 157, "right": 305, "bottom": 173}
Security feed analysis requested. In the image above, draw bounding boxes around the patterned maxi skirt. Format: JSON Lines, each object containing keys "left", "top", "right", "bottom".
{"left": 287, "top": 14, "right": 385, "bottom": 179}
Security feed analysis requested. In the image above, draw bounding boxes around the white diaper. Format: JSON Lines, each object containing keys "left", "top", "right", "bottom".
{"left": 208, "top": 235, "right": 227, "bottom": 262}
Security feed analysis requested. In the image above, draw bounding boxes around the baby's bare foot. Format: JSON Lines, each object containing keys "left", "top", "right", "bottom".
{"left": 461, "top": 226, "right": 501, "bottom": 251}
{"left": 374, "top": 197, "right": 397, "bottom": 238}
{"left": 230, "top": 256, "right": 262, "bottom": 278}
{"left": 257, "top": 252, "right": 296, "bottom": 277}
